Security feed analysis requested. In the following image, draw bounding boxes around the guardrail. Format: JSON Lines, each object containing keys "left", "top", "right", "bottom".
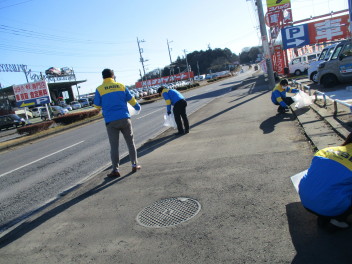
{"left": 291, "top": 80, "right": 352, "bottom": 116}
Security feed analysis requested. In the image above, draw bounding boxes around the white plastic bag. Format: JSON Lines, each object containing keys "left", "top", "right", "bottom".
{"left": 292, "top": 90, "right": 312, "bottom": 109}
{"left": 127, "top": 103, "right": 141, "bottom": 116}
{"left": 163, "top": 113, "right": 177, "bottom": 129}
{"left": 290, "top": 169, "right": 307, "bottom": 193}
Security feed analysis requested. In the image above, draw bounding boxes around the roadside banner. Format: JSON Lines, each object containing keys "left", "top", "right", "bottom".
{"left": 13, "top": 80, "right": 51, "bottom": 107}
{"left": 259, "top": 60, "right": 268, "bottom": 74}
{"left": 273, "top": 45, "right": 285, "bottom": 75}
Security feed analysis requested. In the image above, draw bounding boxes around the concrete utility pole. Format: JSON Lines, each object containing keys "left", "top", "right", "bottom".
{"left": 167, "top": 39, "right": 175, "bottom": 82}
{"left": 167, "top": 39, "right": 173, "bottom": 64}
{"left": 256, "top": 0, "right": 276, "bottom": 89}
{"left": 183, "top": 49, "right": 191, "bottom": 82}
{"left": 137, "top": 37, "right": 148, "bottom": 87}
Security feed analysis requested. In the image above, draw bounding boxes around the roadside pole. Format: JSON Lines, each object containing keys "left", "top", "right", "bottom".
{"left": 256, "top": 0, "right": 276, "bottom": 90}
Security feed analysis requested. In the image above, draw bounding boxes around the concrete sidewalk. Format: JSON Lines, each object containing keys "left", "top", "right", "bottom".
{"left": 1, "top": 74, "right": 352, "bottom": 264}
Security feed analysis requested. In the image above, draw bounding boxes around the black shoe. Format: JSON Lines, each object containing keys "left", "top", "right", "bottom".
{"left": 132, "top": 165, "right": 141, "bottom": 173}
{"left": 107, "top": 170, "right": 120, "bottom": 178}
{"left": 185, "top": 130, "right": 189, "bottom": 134}
{"left": 277, "top": 107, "right": 289, "bottom": 114}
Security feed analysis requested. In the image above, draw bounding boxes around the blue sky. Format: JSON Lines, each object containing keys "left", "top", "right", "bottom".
{"left": 0, "top": 0, "right": 348, "bottom": 95}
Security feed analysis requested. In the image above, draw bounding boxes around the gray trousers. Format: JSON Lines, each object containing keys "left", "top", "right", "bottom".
{"left": 106, "top": 118, "right": 137, "bottom": 171}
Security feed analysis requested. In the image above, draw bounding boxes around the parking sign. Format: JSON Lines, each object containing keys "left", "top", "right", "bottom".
{"left": 281, "top": 24, "right": 310, "bottom": 50}
{"left": 13, "top": 80, "right": 51, "bottom": 107}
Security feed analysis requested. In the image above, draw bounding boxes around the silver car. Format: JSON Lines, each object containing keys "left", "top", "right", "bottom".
{"left": 70, "top": 101, "right": 82, "bottom": 110}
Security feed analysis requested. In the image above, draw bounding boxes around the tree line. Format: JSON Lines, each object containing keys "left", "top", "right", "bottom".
{"left": 138, "top": 46, "right": 262, "bottom": 82}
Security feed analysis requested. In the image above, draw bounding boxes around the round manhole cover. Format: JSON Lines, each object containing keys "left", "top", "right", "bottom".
{"left": 137, "top": 197, "right": 201, "bottom": 228}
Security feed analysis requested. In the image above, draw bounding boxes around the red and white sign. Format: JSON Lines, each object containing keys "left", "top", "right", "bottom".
{"left": 13, "top": 80, "right": 49, "bottom": 102}
{"left": 265, "top": 11, "right": 282, "bottom": 27}
{"left": 308, "top": 14, "right": 350, "bottom": 43}
{"left": 135, "top": 72, "right": 194, "bottom": 88}
{"left": 266, "top": 10, "right": 293, "bottom": 28}
{"left": 273, "top": 45, "right": 285, "bottom": 75}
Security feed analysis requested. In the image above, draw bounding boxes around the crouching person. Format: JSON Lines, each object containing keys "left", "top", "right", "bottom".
{"left": 299, "top": 132, "right": 352, "bottom": 230}
{"left": 271, "top": 79, "right": 299, "bottom": 114}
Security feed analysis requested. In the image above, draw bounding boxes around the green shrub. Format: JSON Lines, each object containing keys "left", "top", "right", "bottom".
{"left": 54, "top": 109, "right": 100, "bottom": 125}
{"left": 17, "top": 121, "right": 54, "bottom": 135}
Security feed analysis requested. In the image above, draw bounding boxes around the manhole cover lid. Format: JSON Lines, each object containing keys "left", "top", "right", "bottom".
{"left": 136, "top": 197, "right": 201, "bottom": 228}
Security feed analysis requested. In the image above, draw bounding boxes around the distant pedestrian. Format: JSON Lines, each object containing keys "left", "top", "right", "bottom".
{"left": 299, "top": 132, "right": 352, "bottom": 230}
{"left": 93, "top": 69, "right": 141, "bottom": 177}
{"left": 157, "top": 86, "right": 189, "bottom": 135}
{"left": 271, "top": 79, "right": 299, "bottom": 113}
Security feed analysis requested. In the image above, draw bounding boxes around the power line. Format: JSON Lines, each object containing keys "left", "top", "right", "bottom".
{"left": 0, "top": 24, "right": 134, "bottom": 45}
{"left": 0, "top": 0, "right": 35, "bottom": 10}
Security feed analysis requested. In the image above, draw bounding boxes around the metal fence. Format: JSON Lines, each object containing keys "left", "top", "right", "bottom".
{"left": 291, "top": 80, "right": 352, "bottom": 116}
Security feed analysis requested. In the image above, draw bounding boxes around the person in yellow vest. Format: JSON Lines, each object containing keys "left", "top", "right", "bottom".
{"left": 271, "top": 79, "right": 299, "bottom": 113}
{"left": 299, "top": 133, "right": 352, "bottom": 230}
{"left": 94, "top": 69, "right": 141, "bottom": 178}
{"left": 157, "top": 86, "right": 189, "bottom": 135}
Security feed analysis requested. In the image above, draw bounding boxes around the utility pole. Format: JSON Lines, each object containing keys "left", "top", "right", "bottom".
{"left": 183, "top": 49, "right": 191, "bottom": 82}
{"left": 256, "top": 0, "right": 276, "bottom": 89}
{"left": 167, "top": 39, "right": 173, "bottom": 64}
{"left": 167, "top": 39, "right": 175, "bottom": 83}
{"left": 137, "top": 37, "right": 148, "bottom": 88}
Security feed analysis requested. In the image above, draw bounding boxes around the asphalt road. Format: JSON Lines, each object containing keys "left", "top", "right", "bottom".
{"left": 0, "top": 68, "right": 252, "bottom": 232}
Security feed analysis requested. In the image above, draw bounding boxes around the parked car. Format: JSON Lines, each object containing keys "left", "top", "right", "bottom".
{"left": 78, "top": 98, "right": 90, "bottom": 107}
{"left": 130, "top": 90, "right": 139, "bottom": 99}
{"left": 51, "top": 105, "right": 68, "bottom": 115}
{"left": 15, "top": 109, "right": 33, "bottom": 119}
{"left": 87, "top": 97, "right": 94, "bottom": 105}
{"left": 308, "top": 43, "right": 338, "bottom": 83}
{"left": 60, "top": 67, "right": 73, "bottom": 76}
{"left": 317, "top": 40, "right": 352, "bottom": 88}
{"left": 40, "top": 108, "right": 51, "bottom": 120}
{"left": 0, "top": 114, "right": 25, "bottom": 130}
{"left": 45, "top": 67, "right": 61, "bottom": 76}
{"left": 61, "top": 104, "right": 73, "bottom": 111}
{"left": 29, "top": 107, "right": 45, "bottom": 118}
{"left": 40, "top": 106, "right": 67, "bottom": 120}
{"left": 288, "top": 52, "right": 320, "bottom": 76}
{"left": 70, "top": 101, "right": 82, "bottom": 110}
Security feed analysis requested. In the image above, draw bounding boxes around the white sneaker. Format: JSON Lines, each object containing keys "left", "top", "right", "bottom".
{"left": 329, "top": 219, "right": 350, "bottom": 229}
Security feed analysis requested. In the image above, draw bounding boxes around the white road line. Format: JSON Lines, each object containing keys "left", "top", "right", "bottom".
{"left": 0, "top": 140, "right": 85, "bottom": 178}
{"left": 136, "top": 108, "right": 163, "bottom": 119}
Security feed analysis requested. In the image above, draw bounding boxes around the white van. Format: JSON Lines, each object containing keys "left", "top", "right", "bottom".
{"left": 308, "top": 44, "right": 338, "bottom": 82}
{"left": 288, "top": 52, "right": 320, "bottom": 76}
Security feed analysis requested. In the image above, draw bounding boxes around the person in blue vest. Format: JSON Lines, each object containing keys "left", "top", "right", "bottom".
{"left": 299, "top": 132, "right": 352, "bottom": 230}
{"left": 157, "top": 86, "right": 189, "bottom": 135}
{"left": 271, "top": 79, "right": 299, "bottom": 113}
{"left": 94, "top": 69, "right": 141, "bottom": 178}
